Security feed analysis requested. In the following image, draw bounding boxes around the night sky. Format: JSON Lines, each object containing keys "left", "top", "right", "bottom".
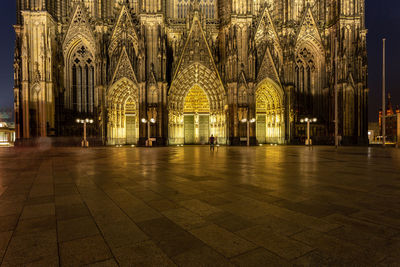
{"left": 0, "top": 1, "right": 399, "bottom": 122}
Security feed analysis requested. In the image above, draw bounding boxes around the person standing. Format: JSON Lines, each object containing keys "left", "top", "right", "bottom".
{"left": 209, "top": 134, "right": 215, "bottom": 151}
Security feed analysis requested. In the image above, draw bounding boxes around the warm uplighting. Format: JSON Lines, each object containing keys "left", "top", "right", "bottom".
{"left": 150, "top": 118, "right": 156, "bottom": 123}
{"left": 141, "top": 118, "right": 147, "bottom": 123}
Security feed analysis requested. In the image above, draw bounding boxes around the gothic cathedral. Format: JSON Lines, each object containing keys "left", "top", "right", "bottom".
{"left": 13, "top": 0, "right": 368, "bottom": 145}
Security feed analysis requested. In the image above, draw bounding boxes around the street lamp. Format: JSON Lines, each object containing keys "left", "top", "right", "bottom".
{"left": 142, "top": 118, "right": 156, "bottom": 147}
{"left": 300, "top": 117, "right": 317, "bottom": 146}
{"left": 76, "top": 118, "right": 94, "bottom": 147}
{"left": 241, "top": 118, "right": 256, "bottom": 146}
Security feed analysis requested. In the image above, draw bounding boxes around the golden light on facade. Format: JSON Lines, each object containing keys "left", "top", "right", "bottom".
{"left": 183, "top": 85, "right": 210, "bottom": 114}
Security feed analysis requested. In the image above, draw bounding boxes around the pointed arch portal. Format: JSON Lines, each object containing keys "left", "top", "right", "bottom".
{"left": 168, "top": 63, "right": 227, "bottom": 145}
{"left": 256, "top": 79, "right": 285, "bottom": 144}
{"left": 107, "top": 78, "right": 139, "bottom": 145}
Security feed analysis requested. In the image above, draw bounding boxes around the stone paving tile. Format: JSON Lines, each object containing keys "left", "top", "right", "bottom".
{"left": 137, "top": 217, "right": 204, "bottom": 257}
{"left": 91, "top": 208, "right": 129, "bottom": 226}
{"left": 206, "top": 212, "right": 255, "bottom": 232}
{"left": 20, "top": 203, "right": 55, "bottom": 220}
{"left": 54, "top": 194, "right": 83, "bottom": 206}
{"left": 57, "top": 216, "right": 100, "bottom": 242}
{"left": 54, "top": 183, "right": 80, "bottom": 196}
{"left": 118, "top": 200, "right": 163, "bottom": 223}
{"left": 1, "top": 229, "right": 58, "bottom": 266}
{"left": 19, "top": 255, "right": 59, "bottom": 267}
{"left": 25, "top": 195, "right": 55, "bottom": 206}
{"left": 147, "top": 198, "right": 181, "bottom": 212}
{"left": 292, "top": 249, "right": 347, "bottom": 266}
{"left": 14, "top": 216, "right": 56, "bottom": 236}
{"left": 0, "top": 231, "right": 12, "bottom": 263}
{"left": 190, "top": 224, "right": 257, "bottom": 258}
{"left": 291, "top": 229, "right": 386, "bottom": 265}
{"left": 230, "top": 247, "right": 291, "bottom": 267}
{"left": 97, "top": 218, "right": 149, "bottom": 249}
{"left": 55, "top": 202, "right": 91, "bottom": 221}
{"left": 0, "top": 202, "right": 24, "bottom": 217}
{"left": 59, "top": 235, "right": 112, "bottom": 267}
{"left": 252, "top": 214, "right": 306, "bottom": 236}
{"left": 0, "top": 215, "right": 19, "bottom": 232}
{"left": 161, "top": 208, "right": 208, "bottom": 230}
{"left": 323, "top": 213, "right": 399, "bottom": 238}
{"left": 113, "top": 240, "right": 176, "bottom": 266}
{"left": 275, "top": 199, "right": 359, "bottom": 218}
{"left": 237, "top": 225, "right": 313, "bottom": 260}
{"left": 85, "top": 259, "right": 119, "bottom": 267}
{"left": 172, "top": 245, "right": 234, "bottom": 267}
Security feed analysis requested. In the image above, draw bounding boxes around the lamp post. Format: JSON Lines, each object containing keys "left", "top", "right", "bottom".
{"left": 76, "top": 118, "right": 93, "bottom": 147}
{"left": 241, "top": 118, "right": 256, "bottom": 146}
{"left": 141, "top": 118, "right": 156, "bottom": 147}
{"left": 300, "top": 117, "right": 317, "bottom": 146}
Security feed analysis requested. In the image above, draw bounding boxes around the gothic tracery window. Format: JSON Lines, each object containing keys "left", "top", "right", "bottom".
{"left": 295, "top": 47, "right": 316, "bottom": 115}
{"left": 71, "top": 45, "right": 95, "bottom": 113}
{"left": 176, "top": 0, "right": 216, "bottom": 19}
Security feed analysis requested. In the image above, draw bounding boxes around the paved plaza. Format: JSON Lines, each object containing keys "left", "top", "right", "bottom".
{"left": 0, "top": 146, "right": 399, "bottom": 266}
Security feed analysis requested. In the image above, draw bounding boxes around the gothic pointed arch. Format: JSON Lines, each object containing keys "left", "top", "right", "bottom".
{"left": 169, "top": 63, "right": 226, "bottom": 112}
{"left": 254, "top": 6, "right": 283, "bottom": 67}
{"left": 257, "top": 47, "right": 282, "bottom": 87}
{"left": 171, "top": 12, "right": 224, "bottom": 91}
{"left": 62, "top": 3, "right": 97, "bottom": 115}
{"left": 255, "top": 78, "right": 285, "bottom": 144}
{"left": 168, "top": 13, "right": 227, "bottom": 145}
{"left": 295, "top": 6, "right": 323, "bottom": 55}
{"left": 111, "top": 47, "right": 137, "bottom": 85}
{"left": 109, "top": 5, "right": 139, "bottom": 81}
{"left": 107, "top": 77, "right": 139, "bottom": 145}
{"left": 109, "top": 5, "right": 139, "bottom": 56}
{"left": 63, "top": 3, "right": 95, "bottom": 57}
{"left": 294, "top": 7, "right": 325, "bottom": 118}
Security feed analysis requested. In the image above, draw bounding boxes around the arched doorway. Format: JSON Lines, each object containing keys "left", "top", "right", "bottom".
{"left": 256, "top": 79, "right": 285, "bottom": 144}
{"left": 124, "top": 98, "right": 138, "bottom": 144}
{"left": 107, "top": 78, "right": 139, "bottom": 145}
{"left": 183, "top": 85, "right": 210, "bottom": 144}
{"left": 168, "top": 63, "right": 227, "bottom": 145}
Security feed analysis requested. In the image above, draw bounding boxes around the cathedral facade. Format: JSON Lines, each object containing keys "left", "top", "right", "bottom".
{"left": 13, "top": 0, "right": 368, "bottom": 146}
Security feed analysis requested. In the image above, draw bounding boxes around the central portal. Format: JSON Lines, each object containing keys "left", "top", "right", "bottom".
{"left": 183, "top": 85, "right": 210, "bottom": 144}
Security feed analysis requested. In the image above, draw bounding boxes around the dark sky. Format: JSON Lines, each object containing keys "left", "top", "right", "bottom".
{"left": 0, "top": 1, "right": 399, "bottom": 122}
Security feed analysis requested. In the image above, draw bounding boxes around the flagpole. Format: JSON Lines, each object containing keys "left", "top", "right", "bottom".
{"left": 382, "top": 38, "right": 386, "bottom": 147}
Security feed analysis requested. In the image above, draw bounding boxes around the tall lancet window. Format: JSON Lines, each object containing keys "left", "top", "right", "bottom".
{"left": 295, "top": 47, "right": 316, "bottom": 115}
{"left": 71, "top": 45, "right": 95, "bottom": 113}
{"left": 176, "top": 0, "right": 216, "bottom": 19}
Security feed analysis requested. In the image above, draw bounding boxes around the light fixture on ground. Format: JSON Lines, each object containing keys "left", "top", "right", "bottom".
{"left": 240, "top": 118, "right": 256, "bottom": 147}
{"left": 142, "top": 118, "right": 156, "bottom": 147}
{"left": 76, "top": 118, "right": 94, "bottom": 147}
{"left": 300, "top": 118, "right": 317, "bottom": 146}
